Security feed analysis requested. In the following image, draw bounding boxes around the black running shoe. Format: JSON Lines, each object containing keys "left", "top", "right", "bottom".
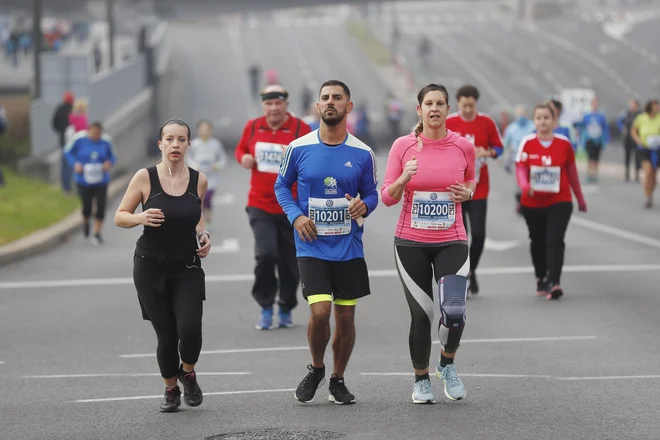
{"left": 160, "top": 386, "right": 181, "bottom": 412}
{"left": 546, "top": 282, "right": 564, "bottom": 300}
{"left": 469, "top": 272, "right": 479, "bottom": 295}
{"left": 178, "top": 365, "right": 203, "bottom": 407}
{"left": 328, "top": 375, "right": 355, "bottom": 405}
{"left": 536, "top": 278, "right": 550, "bottom": 297}
{"left": 83, "top": 222, "right": 90, "bottom": 238}
{"left": 294, "top": 364, "right": 325, "bottom": 403}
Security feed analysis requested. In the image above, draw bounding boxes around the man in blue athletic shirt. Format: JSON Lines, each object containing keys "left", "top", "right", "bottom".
{"left": 275, "top": 79, "right": 378, "bottom": 405}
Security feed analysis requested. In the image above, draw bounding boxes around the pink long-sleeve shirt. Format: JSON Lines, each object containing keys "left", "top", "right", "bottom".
{"left": 381, "top": 131, "right": 476, "bottom": 243}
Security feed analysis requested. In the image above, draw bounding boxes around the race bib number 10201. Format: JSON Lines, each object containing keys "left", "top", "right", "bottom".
{"left": 308, "top": 197, "right": 351, "bottom": 236}
{"left": 411, "top": 191, "right": 456, "bottom": 230}
{"left": 255, "top": 142, "right": 285, "bottom": 174}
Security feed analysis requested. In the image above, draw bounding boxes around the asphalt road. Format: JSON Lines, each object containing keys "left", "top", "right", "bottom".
{"left": 168, "top": 11, "right": 391, "bottom": 149}
{"left": 375, "top": 1, "right": 653, "bottom": 117}
{"left": 2, "top": 146, "right": 660, "bottom": 440}
{"left": 2, "top": 15, "right": 660, "bottom": 440}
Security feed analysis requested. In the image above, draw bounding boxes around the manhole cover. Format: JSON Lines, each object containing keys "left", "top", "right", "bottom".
{"left": 206, "top": 429, "right": 346, "bottom": 440}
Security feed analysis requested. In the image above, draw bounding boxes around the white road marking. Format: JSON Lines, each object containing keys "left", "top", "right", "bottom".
{"left": 0, "top": 361, "right": 5, "bottom": 365}
{"left": 74, "top": 388, "right": 296, "bottom": 403}
{"left": 3, "top": 264, "right": 660, "bottom": 290}
{"left": 22, "top": 372, "right": 251, "bottom": 379}
{"left": 363, "top": 373, "right": 660, "bottom": 381}
{"left": 571, "top": 217, "right": 660, "bottom": 250}
{"left": 361, "top": 373, "right": 554, "bottom": 378}
{"left": 214, "top": 193, "right": 235, "bottom": 205}
{"left": 484, "top": 238, "right": 519, "bottom": 251}
{"left": 210, "top": 238, "right": 240, "bottom": 254}
{"left": 119, "top": 336, "right": 596, "bottom": 359}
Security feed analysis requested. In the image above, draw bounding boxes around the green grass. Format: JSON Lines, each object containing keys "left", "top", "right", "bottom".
{"left": 346, "top": 19, "right": 392, "bottom": 65}
{"left": 0, "top": 167, "right": 80, "bottom": 246}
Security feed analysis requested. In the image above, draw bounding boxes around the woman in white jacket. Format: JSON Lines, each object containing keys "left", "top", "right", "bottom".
{"left": 186, "top": 119, "right": 227, "bottom": 224}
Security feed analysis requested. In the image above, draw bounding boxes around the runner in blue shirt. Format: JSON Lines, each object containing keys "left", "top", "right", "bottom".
{"left": 275, "top": 79, "right": 378, "bottom": 406}
{"left": 578, "top": 97, "right": 610, "bottom": 184}
{"left": 64, "top": 121, "right": 116, "bottom": 244}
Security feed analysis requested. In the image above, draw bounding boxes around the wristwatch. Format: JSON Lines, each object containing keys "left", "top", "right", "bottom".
{"left": 468, "top": 189, "right": 474, "bottom": 200}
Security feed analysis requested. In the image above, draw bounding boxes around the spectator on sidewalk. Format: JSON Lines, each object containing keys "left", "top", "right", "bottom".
{"left": 69, "top": 98, "right": 89, "bottom": 134}
{"left": 51, "top": 91, "right": 75, "bottom": 193}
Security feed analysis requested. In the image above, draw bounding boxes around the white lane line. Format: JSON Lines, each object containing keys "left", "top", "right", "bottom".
{"left": 361, "top": 373, "right": 554, "bottom": 378}
{"left": 74, "top": 388, "right": 296, "bottom": 403}
{"left": 119, "top": 336, "right": 596, "bottom": 359}
{"left": 22, "top": 372, "right": 251, "bottom": 379}
{"left": 558, "top": 375, "right": 660, "bottom": 381}
{"left": 0, "top": 361, "right": 5, "bottom": 365}
{"left": 3, "top": 264, "right": 660, "bottom": 290}
{"left": 433, "top": 335, "right": 596, "bottom": 345}
{"left": 362, "top": 373, "right": 660, "bottom": 381}
{"left": 571, "top": 216, "right": 660, "bottom": 250}
{"left": 210, "top": 238, "right": 240, "bottom": 254}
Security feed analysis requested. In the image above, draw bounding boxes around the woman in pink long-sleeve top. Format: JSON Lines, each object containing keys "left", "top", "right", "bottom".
{"left": 380, "top": 84, "right": 476, "bottom": 405}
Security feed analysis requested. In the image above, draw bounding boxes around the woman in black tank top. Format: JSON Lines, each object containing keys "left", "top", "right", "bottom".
{"left": 114, "top": 119, "right": 212, "bottom": 413}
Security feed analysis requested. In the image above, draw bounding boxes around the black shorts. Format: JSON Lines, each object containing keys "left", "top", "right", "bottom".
{"left": 639, "top": 148, "right": 659, "bottom": 168}
{"left": 298, "top": 257, "right": 371, "bottom": 305}
{"left": 585, "top": 140, "right": 603, "bottom": 162}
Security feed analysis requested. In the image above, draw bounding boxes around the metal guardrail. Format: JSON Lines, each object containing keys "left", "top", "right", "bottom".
{"left": 27, "top": 20, "right": 170, "bottom": 158}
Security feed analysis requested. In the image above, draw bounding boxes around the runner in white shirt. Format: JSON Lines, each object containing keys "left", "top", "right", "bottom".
{"left": 186, "top": 119, "right": 227, "bottom": 225}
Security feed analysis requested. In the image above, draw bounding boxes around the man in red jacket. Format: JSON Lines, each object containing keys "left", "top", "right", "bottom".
{"left": 235, "top": 84, "right": 312, "bottom": 330}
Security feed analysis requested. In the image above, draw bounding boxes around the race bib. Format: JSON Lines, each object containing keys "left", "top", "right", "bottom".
{"left": 308, "top": 197, "right": 351, "bottom": 236}
{"left": 411, "top": 191, "right": 456, "bottom": 230}
{"left": 83, "top": 163, "right": 104, "bottom": 185}
{"left": 530, "top": 165, "right": 560, "bottom": 193}
{"left": 474, "top": 158, "right": 486, "bottom": 184}
{"left": 647, "top": 135, "right": 660, "bottom": 150}
{"left": 255, "top": 142, "right": 285, "bottom": 173}
{"left": 587, "top": 122, "right": 602, "bottom": 139}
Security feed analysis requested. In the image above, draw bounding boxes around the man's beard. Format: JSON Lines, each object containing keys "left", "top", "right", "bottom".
{"left": 321, "top": 109, "right": 345, "bottom": 127}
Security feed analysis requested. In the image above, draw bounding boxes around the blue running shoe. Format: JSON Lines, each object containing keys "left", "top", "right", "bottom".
{"left": 256, "top": 307, "right": 274, "bottom": 330}
{"left": 412, "top": 378, "right": 435, "bottom": 404}
{"left": 278, "top": 308, "right": 293, "bottom": 328}
{"left": 435, "top": 363, "right": 466, "bottom": 401}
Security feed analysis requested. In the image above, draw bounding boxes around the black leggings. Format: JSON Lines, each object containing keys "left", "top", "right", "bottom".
{"left": 520, "top": 202, "right": 573, "bottom": 284}
{"left": 133, "top": 252, "right": 205, "bottom": 379}
{"left": 394, "top": 243, "right": 469, "bottom": 370}
{"left": 461, "top": 199, "right": 487, "bottom": 273}
{"left": 78, "top": 184, "right": 108, "bottom": 220}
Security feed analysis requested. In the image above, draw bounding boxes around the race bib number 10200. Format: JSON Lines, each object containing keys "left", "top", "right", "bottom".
{"left": 411, "top": 191, "right": 456, "bottom": 230}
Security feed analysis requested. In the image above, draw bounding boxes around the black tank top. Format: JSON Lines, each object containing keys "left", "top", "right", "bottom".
{"left": 136, "top": 166, "right": 201, "bottom": 259}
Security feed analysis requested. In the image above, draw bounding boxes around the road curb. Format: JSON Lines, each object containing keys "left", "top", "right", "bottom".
{"left": 0, "top": 173, "right": 133, "bottom": 268}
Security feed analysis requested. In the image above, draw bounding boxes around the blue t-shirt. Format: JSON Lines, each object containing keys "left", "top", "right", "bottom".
{"left": 579, "top": 111, "right": 610, "bottom": 145}
{"left": 274, "top": 130, "right": 379, "bottom": 262}
{"left": 64, "top": 131, "right": 116, "bottom": 186}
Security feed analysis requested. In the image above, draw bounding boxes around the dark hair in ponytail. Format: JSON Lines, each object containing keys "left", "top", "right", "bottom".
{"left": 159, "top": 118, "right": 191, "bottom": 141}
{"left": 414, "top": 84, "right": 450, "bottom": 137}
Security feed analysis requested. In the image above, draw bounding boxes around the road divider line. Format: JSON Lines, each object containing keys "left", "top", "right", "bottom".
{"left": 558, "top": 375, "right": 660, "bottom": 381}
{"left": 118, "top": 336, "right": 596, "bottom": 359}
{"left": 571, "top": 217, "right": 660, "bottom": 250}
{"left": 73, "top": 388, "right": 296, "bottom": 404}
{"left": 3, "top": 264, "right": 660, "bottom": 290}
{"left": 362, "top": 373, "right": 660, "bottom": 381}
{"left": 22, "top": 372, "right": 251, "bottom": 379}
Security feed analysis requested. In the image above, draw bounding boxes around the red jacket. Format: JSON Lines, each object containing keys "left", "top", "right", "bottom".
{"left": 235, "top": 114, "right": 311, "bottom": 214}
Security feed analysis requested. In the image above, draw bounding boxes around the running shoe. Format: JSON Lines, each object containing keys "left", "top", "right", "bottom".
{"left": 278, "top": 308, "right": 293, "bottom": 328}
{"left": 412, "top": 378, "right": 435, "bottom": 404}
{"left": 328, "top": 375, "right": 355, "bottom": 405}
{"left": 435, "top": 362, "right": 466, "bottom": 401}
{"left": 83, "top": 222, "right": 90, "bottom": 238}
{"left": 295, "top": 364, "right": 325, "bottom": 402}
{"left": 469, "top": 272, "right": 479, "bottom": 295}
{"left": 160, "top": 386, "right": 181, "bottom": 412}
{"left": 536, "top": 278, "right": 550, "bottom": 297}
{"left": 256, "top": 307, "right": 274, "bottom": 330}
{"left": 178, "top": 365, "right": 203, "bottom": 407}
{"left": 546, "top": 282, "right": 564, "bottom": 300}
